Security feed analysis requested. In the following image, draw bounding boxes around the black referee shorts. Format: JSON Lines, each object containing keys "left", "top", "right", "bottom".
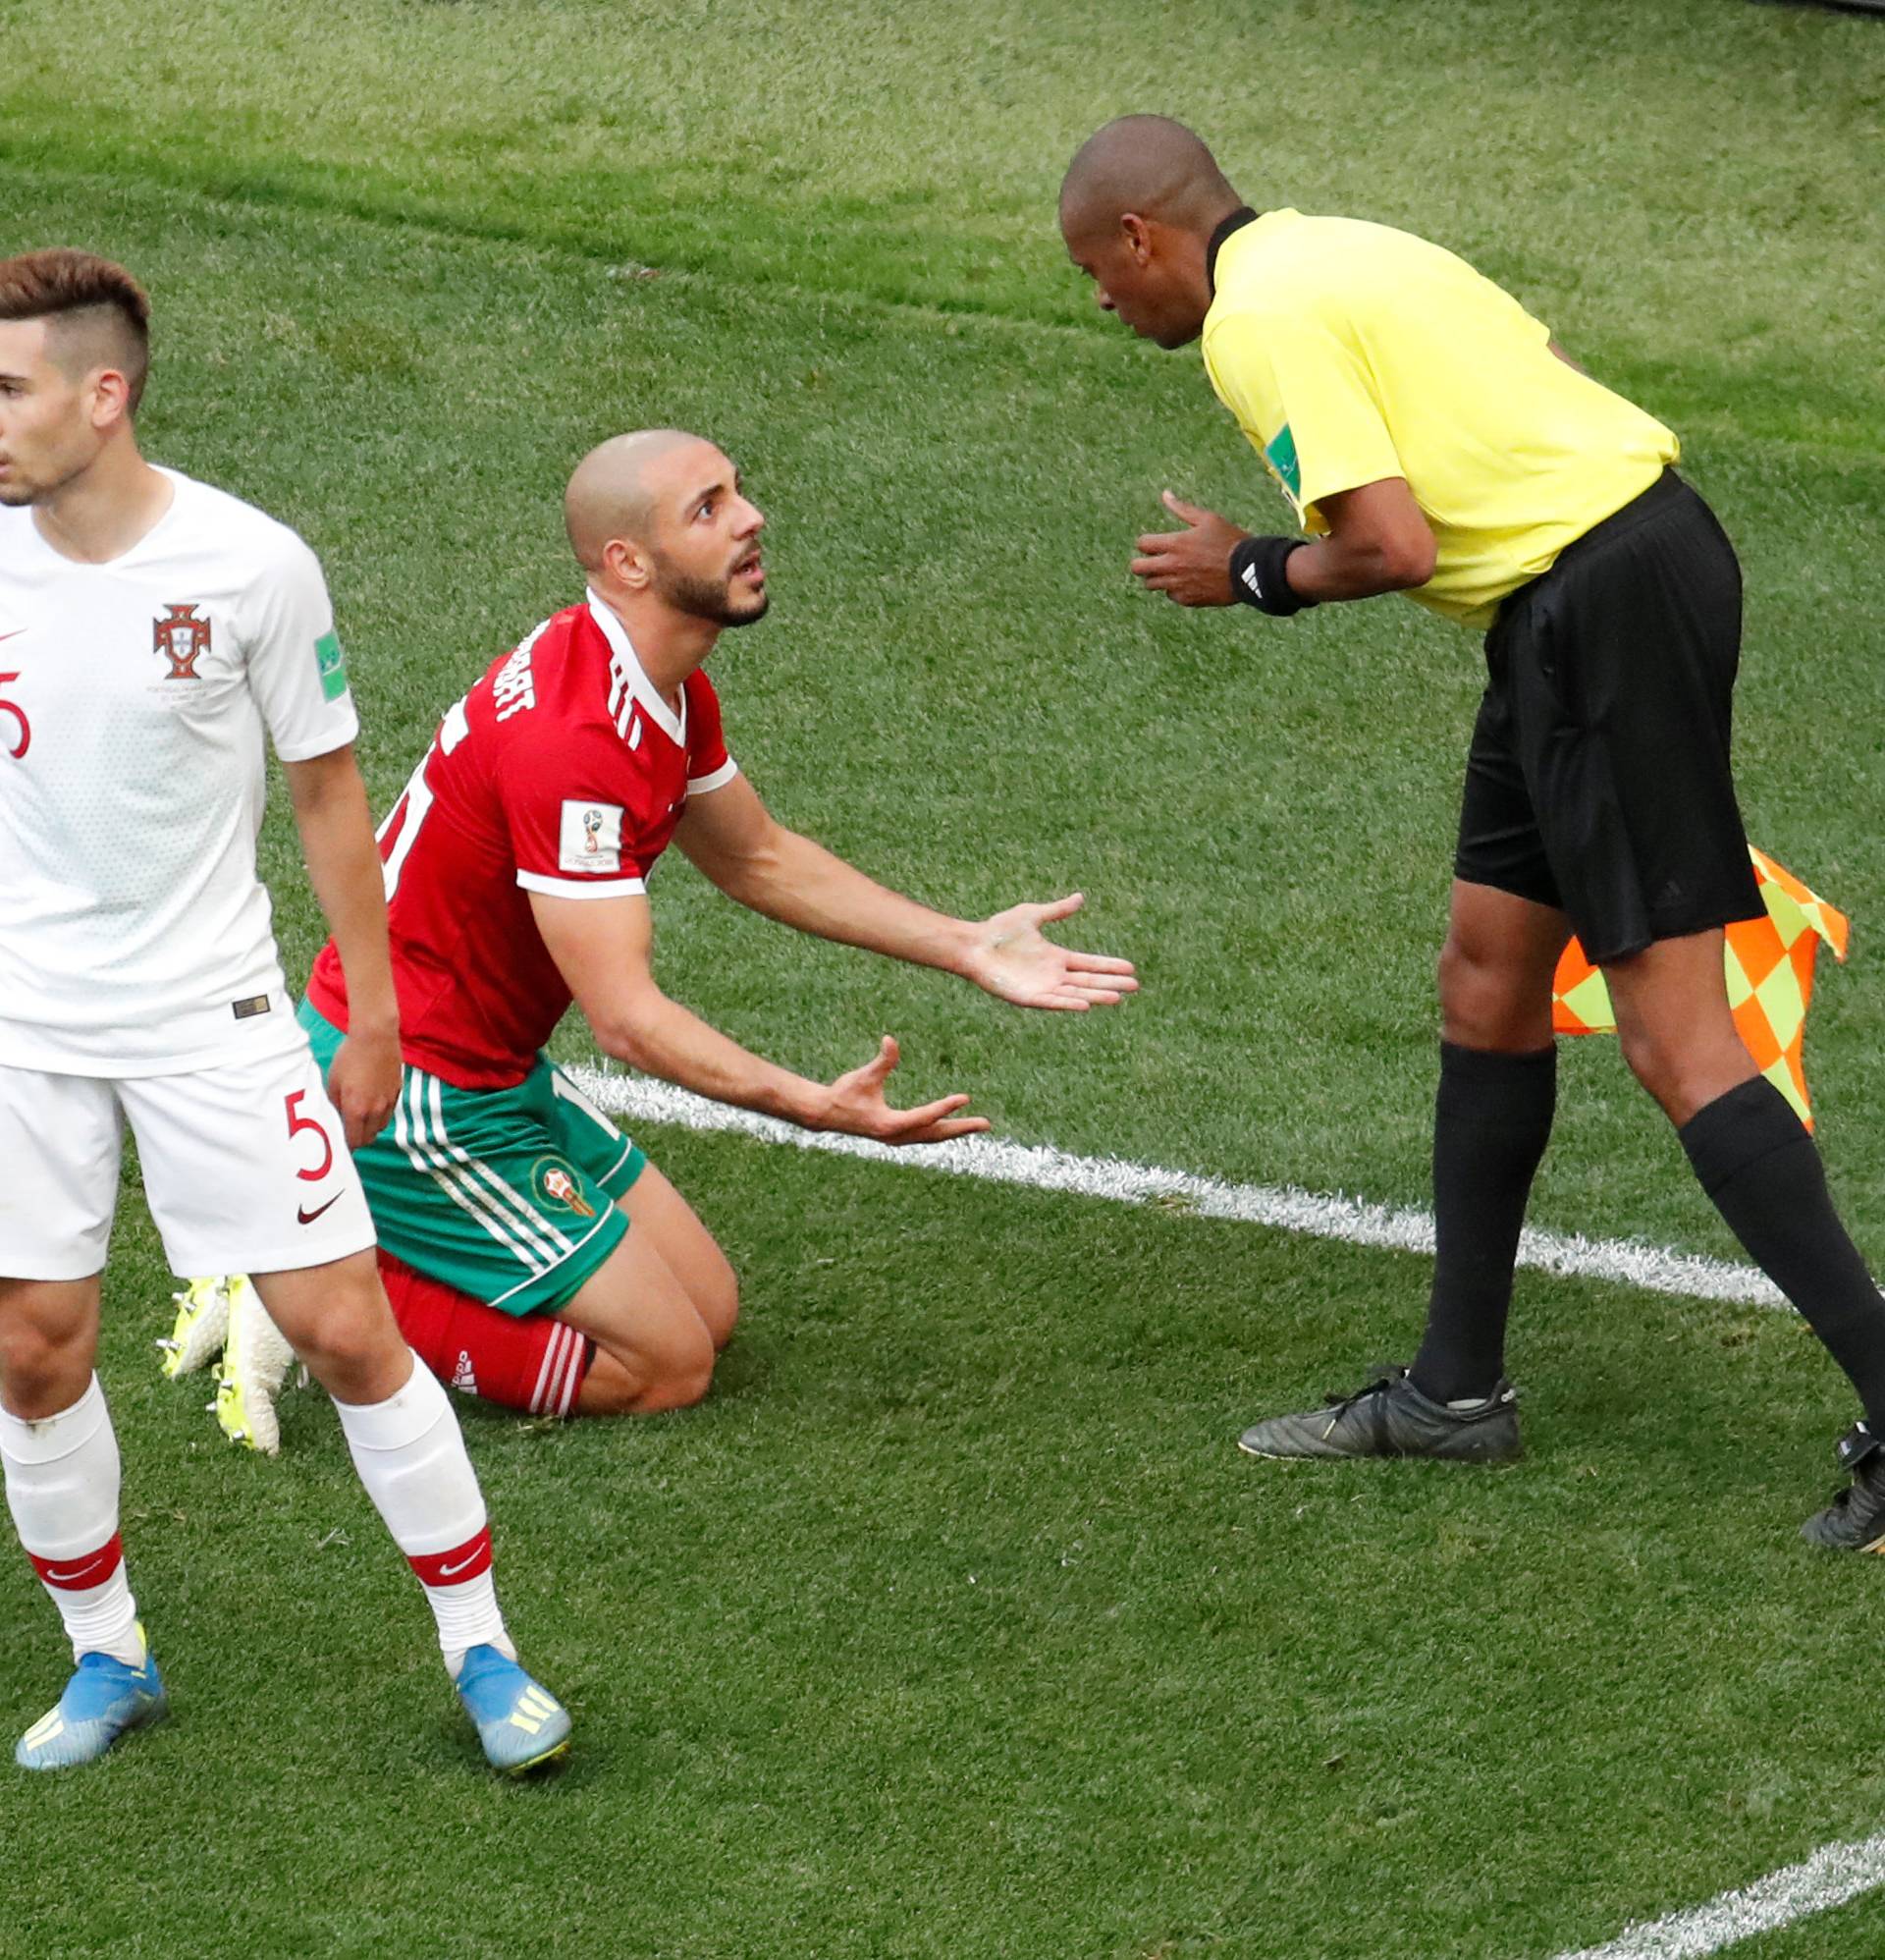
{"left": 1453, "top": 469, "right": 1764, "bottom": 964}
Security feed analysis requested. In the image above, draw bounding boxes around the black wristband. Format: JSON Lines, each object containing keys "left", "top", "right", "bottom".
{"left": 1228, "top": 535, "right": 1315, "bottom": 617}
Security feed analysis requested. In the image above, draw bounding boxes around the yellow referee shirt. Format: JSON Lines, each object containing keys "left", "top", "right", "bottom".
{"left": 1201, "top": 211, "right": 1679, "bottom": 628}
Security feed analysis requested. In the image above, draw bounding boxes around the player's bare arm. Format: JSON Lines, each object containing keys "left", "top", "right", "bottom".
{"left": 674, "top": 773, "right": 1137, "bottom": 1011}
{"left": 1130, "top": 479, "right": 1435, "bottom": 609}
{"left": 528, "top": 886, "right": 989, "bottom": 1143}
{"left": 282, "top": 744, "right": 400, "bottom": 1148}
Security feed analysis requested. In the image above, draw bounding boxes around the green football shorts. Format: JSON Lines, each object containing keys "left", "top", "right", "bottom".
{"left": 298, "top": 1002, "right": 647, "bottom": 1317}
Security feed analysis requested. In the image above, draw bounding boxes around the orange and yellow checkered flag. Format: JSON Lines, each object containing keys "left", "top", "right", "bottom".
{"left": 1551, "top": 847, "right": 1851, "bottom": 1128}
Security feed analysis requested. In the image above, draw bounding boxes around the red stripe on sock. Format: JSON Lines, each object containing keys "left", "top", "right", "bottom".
{"left": 28, "top": 1533, "right": 124, "bottom": 1591}
{"left": 407, "top": 1525, "right": 492, "bottom": 1589}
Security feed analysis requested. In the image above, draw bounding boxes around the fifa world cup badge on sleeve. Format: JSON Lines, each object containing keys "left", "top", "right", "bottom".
{"left": 314, "top": 630, "right": 350, "bottom": 702}
{"left": 1264, "top": 424, "right": 1303, "bottom": 511}
{"left": 559, "top": 799, "right": 624, "bottom": 874}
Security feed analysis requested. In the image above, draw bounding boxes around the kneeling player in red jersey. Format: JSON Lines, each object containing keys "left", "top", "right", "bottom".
{"left": 173, "top": 429, "right": 1135, "bottom": 1436}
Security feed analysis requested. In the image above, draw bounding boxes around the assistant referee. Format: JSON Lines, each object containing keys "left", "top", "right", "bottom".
{"left": 1059, "top": 114, "right": 1885, "bottom": 1548}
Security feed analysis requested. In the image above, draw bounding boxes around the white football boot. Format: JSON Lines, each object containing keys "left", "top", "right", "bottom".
{"left": 210, "top": 1278, "right": 298, "bottom": 1456}
{"left": 156, "top": 1275, "right": 234, "bottom": 1379}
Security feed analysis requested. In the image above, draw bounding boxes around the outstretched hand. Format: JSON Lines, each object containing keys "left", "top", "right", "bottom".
{"left": 962, "top": 893, "right": 1138, "bottom": 1011}
{"left": 820, "top": 1036, "right": 991, "bottom": 1145}
{"left": 1130, "top": 490, "right": 1248, "bottom": 607}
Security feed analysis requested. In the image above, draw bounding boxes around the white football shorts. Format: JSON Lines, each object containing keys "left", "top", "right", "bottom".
{"left": 0, "top": 1043, "right": 375, "bottom": 1280}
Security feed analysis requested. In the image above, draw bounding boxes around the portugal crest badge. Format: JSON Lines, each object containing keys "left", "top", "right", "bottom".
{"left": 153, "top": 603, "right": 210, "bottom": 680}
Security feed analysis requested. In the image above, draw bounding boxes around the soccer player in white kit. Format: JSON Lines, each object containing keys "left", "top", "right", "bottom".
{"left": 0, "top": 249, "right": 569, "bottom": 1772}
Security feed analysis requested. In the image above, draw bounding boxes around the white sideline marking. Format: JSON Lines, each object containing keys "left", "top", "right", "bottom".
{"left": 1554, "top": 1833, "right": 1885, "bottom": 1957}
{"left": 584, "top": 1065, "right": 1880, "bottom": 1956}
{"left": 567, "top": 1069, "right": 1785, "bottom": 1310}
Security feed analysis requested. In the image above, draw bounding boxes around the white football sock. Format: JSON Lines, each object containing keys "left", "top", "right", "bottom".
{"left": 333, "top": 1351, "right": 512, "bottom": 1677}
{"left": 0, "top": 1375, "right": 143, "bottom": 1668}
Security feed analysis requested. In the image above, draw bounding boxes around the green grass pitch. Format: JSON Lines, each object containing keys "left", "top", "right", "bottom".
{"left": 3, "top": 2, "right": 1885, "bottom": 1952}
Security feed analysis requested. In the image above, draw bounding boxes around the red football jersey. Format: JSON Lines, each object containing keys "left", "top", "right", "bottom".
{"left": 306, "top": 593, "right": 736, "bottom": 1088}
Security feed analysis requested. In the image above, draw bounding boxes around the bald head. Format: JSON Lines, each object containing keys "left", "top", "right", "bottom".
{"left": 1058, "top": 116, "right": 1240, "bottom": 243}
{"left": 566, "top": 427, "right": 769, "bottom": 636}
{"left": 565, "top": 428, "right": 713, "bottom": 573}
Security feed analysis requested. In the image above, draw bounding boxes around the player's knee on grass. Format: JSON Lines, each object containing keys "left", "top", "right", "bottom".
{"left": 573, "top": 1348, "right": 653, "bottom": 1417}
{"left": 617, "top": 1168, "right": 739, "bottom": 1352}
{"left": 561, "top": 1219, "right": 722, "bottom": 1413}
{"left": 616, "top": 1311, "right": 718, "bottom": 1414}
{"left": 695, "top": 1256, "right": 738, "bottom": 1354}
{"left": 573, "top": 1295, "right": 717, "bottom": 1416}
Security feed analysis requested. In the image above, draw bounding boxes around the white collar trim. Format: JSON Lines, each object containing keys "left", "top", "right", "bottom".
{"left": 586, "top": 589, "right": 686, "bottom": 746}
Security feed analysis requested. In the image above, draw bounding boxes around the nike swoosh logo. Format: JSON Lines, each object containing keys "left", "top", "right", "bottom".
{"left": 296, "top": 1194, "right": 343, "bottom": 1225}
{"left": 437, "top": 1551, "right": 483, "bottom": 1578}
{"left": 43, "top": 1558, "right": 107, "bottom": 1584}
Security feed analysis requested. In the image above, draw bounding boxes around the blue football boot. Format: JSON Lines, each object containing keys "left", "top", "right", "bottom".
{"left": 454, "top": 1646, "right": 570, "bottom": 1774}
{"left": 16, "top": 1627, "right": 168, "bottom": 1769}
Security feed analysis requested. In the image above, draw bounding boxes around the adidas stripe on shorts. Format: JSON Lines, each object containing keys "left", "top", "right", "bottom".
{"left": 298, "top": 1001, "right": 646, "bottom": 1317}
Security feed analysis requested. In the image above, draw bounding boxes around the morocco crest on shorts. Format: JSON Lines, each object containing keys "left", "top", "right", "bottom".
{"left": 533, "top": 1158, "right": 596, "bottom": 1219}
{"left": 153, "top": 603, "right": 211, "bottom": 681}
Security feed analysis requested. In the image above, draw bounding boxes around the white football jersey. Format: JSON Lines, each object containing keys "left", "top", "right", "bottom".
{"left": 0, "top": 468, "right": 359, "bottom": 1074}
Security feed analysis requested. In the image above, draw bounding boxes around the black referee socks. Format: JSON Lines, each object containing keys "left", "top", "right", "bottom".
{"left": 1411, "top": 1041, "right": 1557, "bottom": 1406}
{"left": 1409, "top": 1060, "right": 1885, "bottom": 1422}
{"left": 1680, "top": 1076, "right": 1885, "bottom": 1433}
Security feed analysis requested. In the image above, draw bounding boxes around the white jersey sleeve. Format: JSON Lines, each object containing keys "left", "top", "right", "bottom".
{"left": 244, "top": 533, "right": 359, "bottom": 761}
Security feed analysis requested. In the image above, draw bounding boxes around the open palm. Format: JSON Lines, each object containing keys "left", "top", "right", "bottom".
{"left": 962, "top": 894, "right": 1138, "bottom": 1011}
{"left": 823, "top": 1035, "right": 990, "bottom": 1144}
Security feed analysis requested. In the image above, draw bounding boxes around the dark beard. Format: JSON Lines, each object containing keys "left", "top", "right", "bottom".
{"left": 655, "top": 559, "right": 770, "bottom": 627}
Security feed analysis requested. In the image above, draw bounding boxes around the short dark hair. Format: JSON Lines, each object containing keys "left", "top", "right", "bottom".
{"left": 0, "top": 248, "right": 151, "bottom": 412}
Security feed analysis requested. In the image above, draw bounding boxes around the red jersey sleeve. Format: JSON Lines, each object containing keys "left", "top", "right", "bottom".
{"left": 497, "top": 719, "right": 660, "bottom": 901}
{"left": 683, "top": 670, "right": 738, "bottom": 793}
